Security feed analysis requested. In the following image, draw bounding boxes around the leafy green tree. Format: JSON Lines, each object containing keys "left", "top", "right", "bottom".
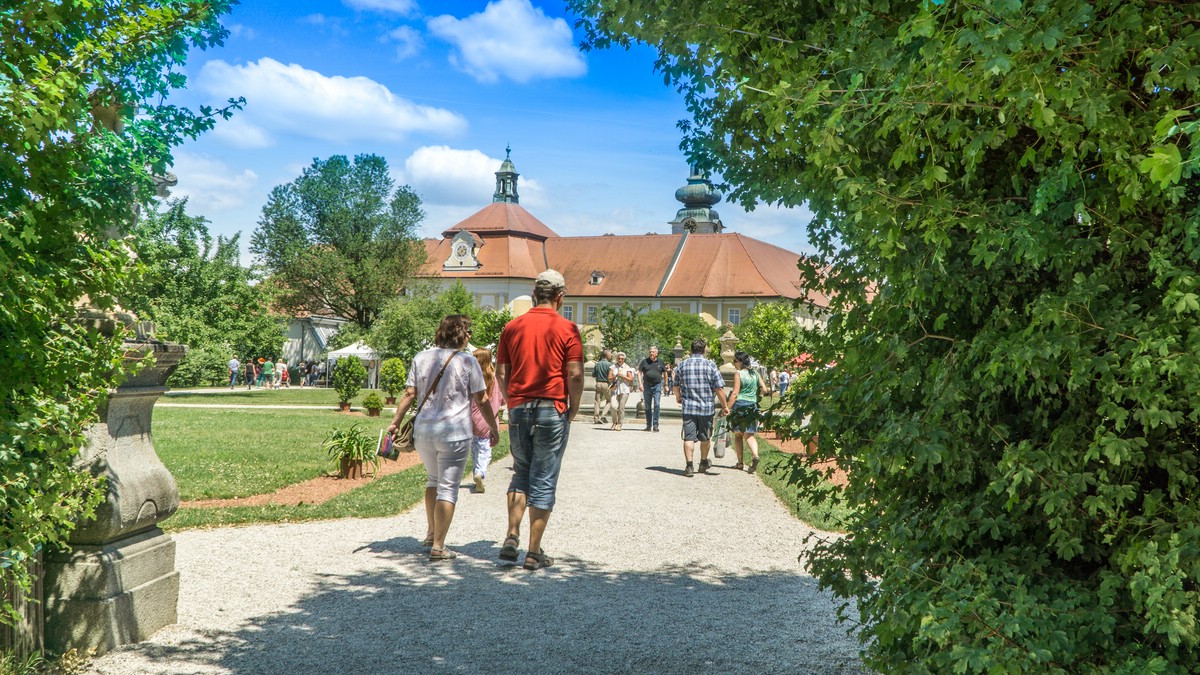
{"left": 378, "top": 358, "right": 408, "bottom": 399}
{"left": 637, "top": 309, "right": 720, "bottom": 363}
{"left": 471, "top": 306, "right": 513, "bottom": 349}
{"left": 596, "top": 302, "right": 647, "bottom": 353}
{"left": 0, "top": 1, "right": 236, "bottom": 624}
{"left": 368, "top": 281, "right": 447, "bottom": 363}
{"left": 575, "top": 0, "right": 1200, "bottom": 670}
{"left": 129, "top": 199, "right": 286, "bottom": 385}
{"left": 331, "top": 356, "right": 368, "bottom": 406}
{"left": 735, "top": 302, "right": 805, "bottom": 370}
{"left": 251, "top": 154, "right": 425, "bottom": 330}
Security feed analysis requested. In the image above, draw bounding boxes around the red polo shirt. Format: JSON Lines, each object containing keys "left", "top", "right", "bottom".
{"left": 496, "top": 306, "right": 583, "bottom": 412}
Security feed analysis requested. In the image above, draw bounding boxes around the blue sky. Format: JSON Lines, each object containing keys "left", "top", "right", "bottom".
{"left": 169, "top": 0, "right": 816, "bottom": 261}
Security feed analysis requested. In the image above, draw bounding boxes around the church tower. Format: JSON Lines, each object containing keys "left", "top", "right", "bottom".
{"left": 669, "top": 165, "right": 724, "bottom": 234}
{"left": 492, "top": 145, "right": 520, "bottom": 204}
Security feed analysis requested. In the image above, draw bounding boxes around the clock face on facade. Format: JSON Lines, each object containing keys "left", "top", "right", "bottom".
{"left": 454, "top": 242, "right": 469, "bottom": 259}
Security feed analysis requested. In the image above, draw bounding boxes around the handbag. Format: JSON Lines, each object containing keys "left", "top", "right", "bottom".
{"left": 380, "top": 350, "right": 457, "bottom": 459}
{"left": 713, "top": 416, "right": 727, "bottom": 458}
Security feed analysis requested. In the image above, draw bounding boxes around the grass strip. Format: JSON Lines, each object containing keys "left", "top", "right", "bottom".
{"left": 163, "top": 387, "right": 386, "bottom": 408}
{"left": 164, "top": 435, "right": 511, "bottom": 531}
{"left": 755, "top": 440, "right": 854, "bottom": 532}
{"left": 154, "top": 407, "right": 393, "bottom": 500}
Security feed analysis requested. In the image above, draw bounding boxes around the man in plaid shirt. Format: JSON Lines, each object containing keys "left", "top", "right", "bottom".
{"left": 672, "top": 338, "right": 731, "bottom": 477}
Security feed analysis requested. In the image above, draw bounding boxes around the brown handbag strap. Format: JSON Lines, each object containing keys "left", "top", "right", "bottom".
{"left": 412, "top": 350, "right": 458, "bottom": 417}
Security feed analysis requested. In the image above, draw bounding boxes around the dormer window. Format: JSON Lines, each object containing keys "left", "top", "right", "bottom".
{"left": 589, "top": 270, "right": 605, "bottom": 285}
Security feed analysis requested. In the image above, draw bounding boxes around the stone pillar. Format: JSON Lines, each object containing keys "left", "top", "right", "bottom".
{"left": 581, "top": 351, "right": 596, "bottom": 413}
{"left": 43, "top": 340, "right": 186, "bottom": 655}
{"left": 717, "top": 325, "right": 739, "bottom": 454}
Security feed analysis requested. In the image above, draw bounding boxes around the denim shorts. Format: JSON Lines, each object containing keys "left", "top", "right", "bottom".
{"left": 507, "top": 401, "right": 570, "bottom": 511}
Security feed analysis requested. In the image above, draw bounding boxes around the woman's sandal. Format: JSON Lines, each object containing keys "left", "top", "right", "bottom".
{"left": 429, "top": 547, "right": 457, "bottom": 562}
{"left": 749, "top": 458, "right": 759, "bottom": 473}
{"left": 499, "top": 534, "right": 520, "bottom": 562}
{"left": 732, "top": 462, "right": 744, "bottom": 471}
{"left": 421, "top": 533, "right": 434, "bottom": 548}
{"left": 523, "top": 549, "right": 554, "bottom": 571}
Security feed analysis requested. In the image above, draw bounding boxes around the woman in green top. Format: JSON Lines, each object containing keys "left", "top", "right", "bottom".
{"left": 728, "top": 351, "right": 761, "bottom": 473}
{"left": 261, "top": 359, "right": 275, "bottom": 390}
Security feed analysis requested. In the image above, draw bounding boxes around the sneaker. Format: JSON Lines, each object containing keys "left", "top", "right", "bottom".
{"left": 643, "top": 426, "right": 652, "bottom": 432}
{"left": 684, "top": 462, "right": 694, "bottom": 477}
{"left": 653, "top": 427, "right": 660, "bottom": 432}
{"left": 474, "top": 474, "right": 485, "bottom": 493}
{"left": 698, "top": 459, "right": 711, "bottom": 473}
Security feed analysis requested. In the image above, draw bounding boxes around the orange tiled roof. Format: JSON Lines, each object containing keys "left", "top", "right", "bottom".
{"left": 441, "top": 202, "right": 558, "bottom": 240}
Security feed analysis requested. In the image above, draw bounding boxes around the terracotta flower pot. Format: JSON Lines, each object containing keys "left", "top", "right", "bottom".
{"left": 338, "top": 402, "right": 351, "bottom": 412}
{"left": 339, "top": 457, "right": 363, "bottom": 479}
{"left": 385, "top": 396, "right": 396, "bottom": 405}
{"left": 367, "top": 408, "right": 381, "bottom": 418}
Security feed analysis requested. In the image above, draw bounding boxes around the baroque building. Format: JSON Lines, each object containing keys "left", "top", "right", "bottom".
{"left": 417, "top": 149, "right": 828, "bottom": 332}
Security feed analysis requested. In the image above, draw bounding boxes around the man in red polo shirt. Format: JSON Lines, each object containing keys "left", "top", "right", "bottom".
{"left": 495, "top": 269, "right": 584, "bottom": 570}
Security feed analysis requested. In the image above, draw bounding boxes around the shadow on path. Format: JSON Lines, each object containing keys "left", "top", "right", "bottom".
{"left": 114, "top": 536, "right": 862, "bottom": 673}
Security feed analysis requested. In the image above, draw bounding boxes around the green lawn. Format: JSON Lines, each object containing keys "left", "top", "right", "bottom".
{"left": 163, "top": 387, "right": 393, "bottom": 408}
{"left": 755, "top": 440, "right": 854, "bottom": 532}
{"left": 153, "top": 407, "right": 394, "bottom": 500}
{"left": 153, "top": 404, "right": 511, "bottom": 530}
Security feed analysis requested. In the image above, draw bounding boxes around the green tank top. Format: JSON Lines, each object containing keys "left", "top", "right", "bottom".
{"left": 736, "top": 369, "right": 758, "bottom": 403}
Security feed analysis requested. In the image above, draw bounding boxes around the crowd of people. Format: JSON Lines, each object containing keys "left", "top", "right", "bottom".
{"left": 226, "top": 357, "right": 325, "bottom": 390}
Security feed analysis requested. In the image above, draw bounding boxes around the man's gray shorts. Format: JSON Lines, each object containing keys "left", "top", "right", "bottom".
{"left": 682, "top": 414, "right": 713, "bottom": 442}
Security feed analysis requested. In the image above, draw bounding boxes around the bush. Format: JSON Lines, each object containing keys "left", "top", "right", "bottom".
{"left": 331, "top": 356, "right": 367, "bottom": 405}
{"left": 361, "top": 391, "right": 384, "bottom": 410}
{"left": 166, "top": 346, "right": 229, "bottom": 388}
{"left": 378, "top": 358, "right": 407, "bottom": 398}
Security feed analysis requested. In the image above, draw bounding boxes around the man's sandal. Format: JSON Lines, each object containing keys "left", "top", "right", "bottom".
{"left": 499, "top": 534, "right": 520, "bottom": 562}
{"left": 429, "top": 548, "right": 457, "bottom": 562}
{"left": 732, "top": 462, "right": 744, "bottom": 471}
{"left": 523, "top": 549, "right": 554, "bottom": 571}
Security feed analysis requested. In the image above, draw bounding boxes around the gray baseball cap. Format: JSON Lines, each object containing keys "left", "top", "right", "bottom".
{"left": 535, "top": 269, "right": 566, "bottom": 289}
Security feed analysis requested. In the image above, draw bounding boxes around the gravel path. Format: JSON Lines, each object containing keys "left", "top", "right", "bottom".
{"left": 88, "top": 418, "right": 862, "bottom": 674}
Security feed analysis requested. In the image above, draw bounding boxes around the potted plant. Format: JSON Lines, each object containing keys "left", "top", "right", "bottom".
{"left": 379, "top": 358, "right": 406, "bottom": 405}
{"left": 331, "top": 356, "right": 367, "bottom": 412}
{"left": 362, "top": 391, "right": 384, "bottom": 417}
{"left": 323, "top": 424, "right": 379, "bottom": 479}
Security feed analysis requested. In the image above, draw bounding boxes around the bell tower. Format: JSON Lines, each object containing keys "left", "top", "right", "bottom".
{"left": 492, "top": 145, "right": 520, "bottom": 204}
{"left": 669, "top": 164, "right": 724, "bottom": 234}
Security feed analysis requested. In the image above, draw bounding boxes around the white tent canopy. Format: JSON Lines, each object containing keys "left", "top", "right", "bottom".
{"left": 326, "top": 341, "right": 381, "bottom": 389}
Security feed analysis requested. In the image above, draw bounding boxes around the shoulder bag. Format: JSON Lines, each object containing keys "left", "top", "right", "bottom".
{"left": 381, "top": 350, "right": 458, "bottom": 458}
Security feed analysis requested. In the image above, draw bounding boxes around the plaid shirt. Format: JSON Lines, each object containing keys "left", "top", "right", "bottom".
{"left": 674, "top": 354, "right": 724, "bottom": 416}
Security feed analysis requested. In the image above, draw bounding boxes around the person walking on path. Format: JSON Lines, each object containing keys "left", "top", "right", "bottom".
{"left": 728, "top": 351, "right": 762, "bottom": 473}
{"left": 261, "top": 358, "right": 274, "bottom": 390}
{"left": 608, "top": 352, "right": 635, "bottom": 431}
{"left": 389, "top": 315, "right": 500, "bottom": 562}
{"left": 245, "top": 359, "right": 257, "bottom": 391}
{"left": 592, "top": 349, "right": 613, "bottom": 425}
{"left": 495, "top": 269, "right": 583, "bottom": 570}
{"left": 673, "top": 339, "right": 730, "bottom": 477}
{"left": 275, "top": 358, "right": 287, "bottom": 388}
{"left": 638, "top": 346, "right": 666, "bottom": 432}
{"left": 470, "top": 347, "right": 505, "bottom": 494}
{"left": 228, "top": 356, "right": 240, "bottom": 389}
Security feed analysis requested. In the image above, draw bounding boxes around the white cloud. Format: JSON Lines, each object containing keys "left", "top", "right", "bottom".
{"left": 195, "top": 58, "right": 467, "bottom": 145}
{"left": 427, "top": 0, "right": 586, "bottom": 84}
{"left": 209, "top": 116, "right": 272, "bottom": 149}
{"left": 386, "top": 25, "right": 423, "bottom": 60}
{"left": 343, "top": 0, "right": 417, "bottom": 14}
{"left": 169, "top": 152, "right": 259, "bottom": 213}
{"left": 399, "top": 145, "right": 544, "bottom": 207}
{"left": 226, "top": 23, "right": 256, "bottom": 39}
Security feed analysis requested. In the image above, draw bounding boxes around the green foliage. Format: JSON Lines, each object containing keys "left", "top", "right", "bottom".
{"left": 597, "top": 302, "right": 646, "bottom": 352}
{"left": 0, "top": 0, "right": 236, "bottom": 626}
{"left": 637, "top": 309, "right": 720, "bottom": 363}
{"left": 251, "top": 154, "right": 426, "bottom": 330}
{"left": 368, "top": 281, "right": 510, "bottom": 360}
{"left": 167, "top": 346, "right": 229, "bottom": 388}
{"left": 361, "top": 391, "right": 384, "bottom": 411}
{"left": 325, "top": 322, "right": 366, "bottom": 352}
{"left": 736, "top": 302, "right": 806, "bottom": 369}
{"left": 323, "top": 423, "right": 380, "bottom": 476}
{"left": 331, "top": 356, "right": 368, "bottom": 405}
{"left": 470, "top": 306, "right": 513, "bottom": 349}
{"left": 128, "top": 199, "right": 286, "bottom": 364}
{"left": 378, "top": 358, "right": 407, "bottom": 397}
{"left": 368, "top": 281, "right": 446, "bottom": 362}
{"left": 575, "top": 0, "right": 1200, "bottom": 671}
